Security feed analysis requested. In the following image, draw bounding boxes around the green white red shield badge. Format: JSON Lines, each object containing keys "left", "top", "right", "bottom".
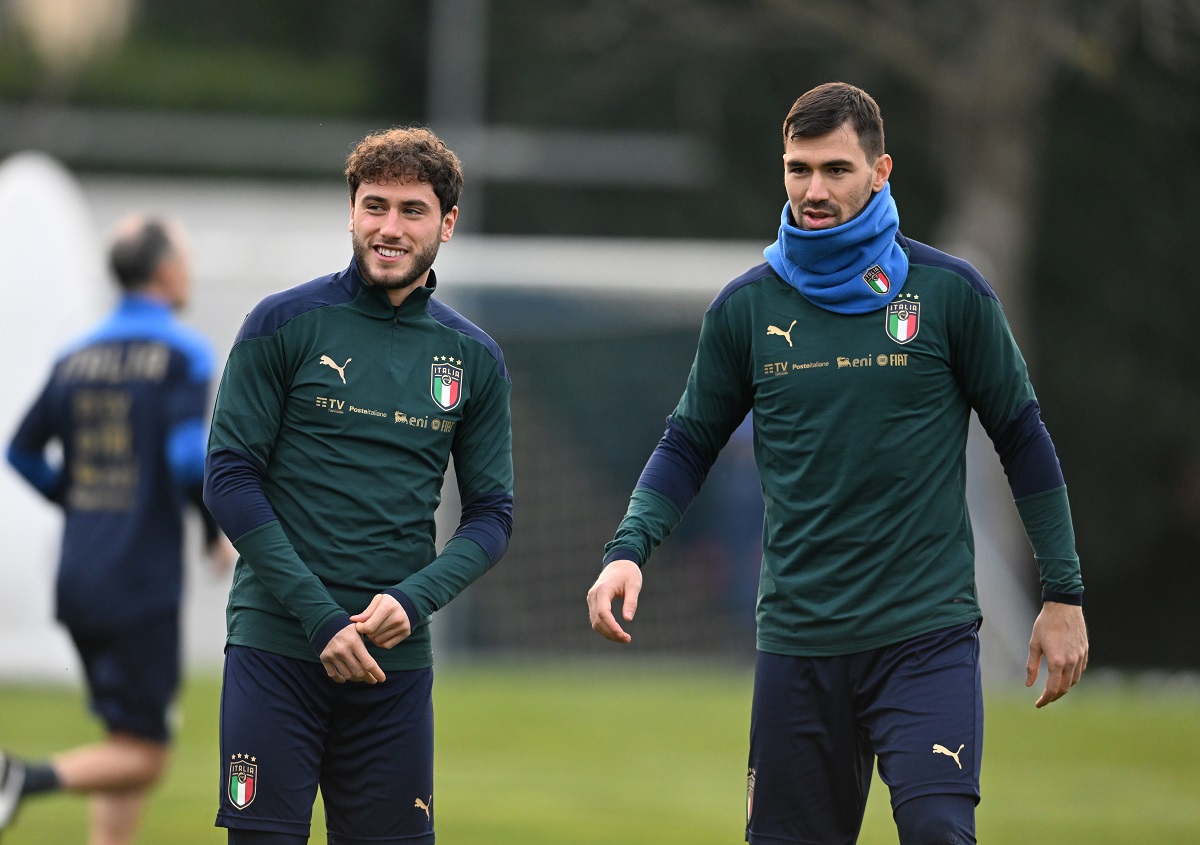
{"left": 431, "top": 362, "right": 463, "bottom": 411}
{"left": 862, "top": 264, "right": 890, "bottom": 294}
{"left": 228, "top": 759, "right": 257, "bottom": 809}
{"left": 886, "top": 300, "right": 920, "bottom": 344}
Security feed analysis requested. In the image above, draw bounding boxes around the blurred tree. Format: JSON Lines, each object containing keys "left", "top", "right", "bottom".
{"left": 494, "top": 0, "right": 1200, "bottom": 668}
{"left": 10, "top": 0, "right": 134, "bottom": 85}
{"left": 0, "top": 0, "right": 1195, "bottom": 666}
{"left": 523, "top": 0, "right": 1200, "bottom": 343}
{"left": 0, "top": 0, "right": 429, "bottom": 118}
{"left": 135, "top": 0, "right": 431, "bottom": 118}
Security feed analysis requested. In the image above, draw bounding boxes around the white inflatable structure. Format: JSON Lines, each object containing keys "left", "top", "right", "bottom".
{"left": 0, "top": 151, "right": 109, "bottom": 680}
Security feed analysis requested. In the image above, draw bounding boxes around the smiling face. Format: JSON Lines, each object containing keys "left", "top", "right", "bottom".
{"left": 783, "top": 122, "right": 892, "bottom": 231}
{"left": 349, "top": 176, "right": 458, "bottom": 305}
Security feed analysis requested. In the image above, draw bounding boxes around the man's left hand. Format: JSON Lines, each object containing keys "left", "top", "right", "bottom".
{"left": 1026, "top": 601, "right": 1089, "bottom": 708}
{"left": 351, "top": 593, "right": 412, "bottom": 649}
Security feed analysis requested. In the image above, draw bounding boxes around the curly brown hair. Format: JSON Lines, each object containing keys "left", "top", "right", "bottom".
{"left": 344, "top": 126, "right": 464, "bottom": 216}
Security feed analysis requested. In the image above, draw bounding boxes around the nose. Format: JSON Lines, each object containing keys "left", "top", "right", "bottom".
{"left": 806, "top": 172, "right": 830, "bottom": 201}
{"left": 378, "top": 208, "right": 406, "bottom": 238}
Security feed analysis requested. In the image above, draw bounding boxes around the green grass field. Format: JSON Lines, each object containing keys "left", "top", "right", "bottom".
{"left": 2, "top": 660, "right": 1197, "bottom": 843}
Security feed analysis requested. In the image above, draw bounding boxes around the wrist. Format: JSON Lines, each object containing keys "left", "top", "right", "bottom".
{"left": 1041, "top": 590, "right": 1082, "bottom": 607}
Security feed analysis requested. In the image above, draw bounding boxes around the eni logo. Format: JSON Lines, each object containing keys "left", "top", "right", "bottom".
{"left": 319, "top": 355, "right": 352, "bottom": 384}
{"left": 932, "top": 743, "right": 965, "bottom": 770}
{"left": 767, "top": 320, "right": 797, "bottom": 347}
{"left": 414, "top": 796, "right": 431, "bottom": 821}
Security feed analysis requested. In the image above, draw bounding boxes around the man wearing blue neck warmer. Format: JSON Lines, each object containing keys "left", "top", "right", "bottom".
{"left": 588, "top": 82, "right": 1087, "bottom": 845}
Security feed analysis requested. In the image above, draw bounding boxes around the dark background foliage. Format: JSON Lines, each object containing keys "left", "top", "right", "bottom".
{"left": 2, "top": 0, "right": 1197, "bottom": 668}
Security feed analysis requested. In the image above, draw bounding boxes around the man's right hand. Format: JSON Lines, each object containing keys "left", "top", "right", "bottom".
{"left": 587, "top": 559, "right": 643, "bottom": 644}
{"left": 319, "top": 623, "right": 387, "bottom": 684}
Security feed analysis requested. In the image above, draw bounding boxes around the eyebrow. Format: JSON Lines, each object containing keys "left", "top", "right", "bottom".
{"left": 783, "top": 155, "right": 858, "bottom": 169}
{"left": 359, "top": 193, "right": 433, "bottom": 209}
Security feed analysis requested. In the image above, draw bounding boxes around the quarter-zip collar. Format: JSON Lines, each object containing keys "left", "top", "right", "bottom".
{"left": 342, "top": 258, "right": 438, "bottom": 320}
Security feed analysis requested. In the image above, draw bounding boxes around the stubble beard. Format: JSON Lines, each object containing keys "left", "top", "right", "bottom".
{"left": 353, "top": 235, "right": 441, "bottom": 291}
{"left": 797, "top": 177, "right": 876, "bottom": 230}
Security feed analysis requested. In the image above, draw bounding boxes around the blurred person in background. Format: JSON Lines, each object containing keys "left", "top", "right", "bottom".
{"left": 588, "top": 82, "right": 1087, "bottom": 845}
{"left": 202, "top": 126, "right": 513, "bottom": 845}
{"left": 1, "top": 214, "right": 232, "bottom": 845}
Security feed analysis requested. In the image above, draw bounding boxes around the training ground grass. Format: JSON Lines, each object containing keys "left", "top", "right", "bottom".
{"left": 1, "top": 659, "right": 1197, "bottom": 843}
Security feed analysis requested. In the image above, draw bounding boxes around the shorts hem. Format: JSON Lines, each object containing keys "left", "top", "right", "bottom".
{"left": 326, "top": 832, "right": 435, "bottom": 845}
{"left": 747, "top": 830, "right": 845, "bottom": 845}
{"left": 101, "top": 721, "right": 172, "bottom": 744}
{"left": 215, "top": 813, "right": 311, "bottom": 836}
{"left": 889, "top": 781, "right": 981, "bottom": 810}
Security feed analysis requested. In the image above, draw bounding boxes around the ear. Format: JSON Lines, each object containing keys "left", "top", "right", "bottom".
{"left": 872, "top": 154, "right": 893, "bottom": 192}
{"left": 440, "top": 206, "right": 459, "bottom": 243}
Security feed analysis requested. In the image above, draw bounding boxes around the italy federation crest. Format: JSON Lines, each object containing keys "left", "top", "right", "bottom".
{"left": 431, "top": 362, "right": 463, "bottom": 411}
{"left": 227, "top": 758, "right": 257, "bottom": 809}
{"left": 862, "top": 264, "right": 891, "bottom": 294}
{"left": 885, "top": 299, "right": 920, "bottom": 344}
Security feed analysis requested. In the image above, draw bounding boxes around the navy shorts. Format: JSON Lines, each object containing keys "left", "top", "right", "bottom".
{"left": 216, "top": 645, "right": 435, "bottom": 845}
{"left": 746, "top": 621, "right": 982, "bottom": 844}
{"left": 68, "top": 614, "right": 180, "bottom": 744}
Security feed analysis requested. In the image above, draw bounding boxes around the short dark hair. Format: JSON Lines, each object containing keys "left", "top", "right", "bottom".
{"left": 782, "top": 82, "right": 885, "bottom": 161}
{"left": 344, "top": 126, "right": 464, "bottom": 216}
{"left": 109, "top": 218, "right": 173, "bottom": 291}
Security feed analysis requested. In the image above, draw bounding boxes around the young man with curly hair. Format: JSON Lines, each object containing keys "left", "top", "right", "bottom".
{"left": 203, "top": 127, "right": 514, "bottom": 844}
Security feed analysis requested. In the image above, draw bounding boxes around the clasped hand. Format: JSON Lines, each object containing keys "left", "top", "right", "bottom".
{"left": 319, "top": 593, "right": 412, "bottom": 685}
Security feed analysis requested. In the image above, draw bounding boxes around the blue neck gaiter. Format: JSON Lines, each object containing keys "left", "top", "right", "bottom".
{"left": 763, "top": 182, "right": 908, "bottom": 314}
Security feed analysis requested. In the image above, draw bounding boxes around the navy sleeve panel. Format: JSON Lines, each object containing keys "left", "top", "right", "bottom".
{"left": 987, "top": 400, "right": 1066, "bottom": 498}
{"left": 203, "top": 446, "right": 281, "bottom": 542}
{"left": 384, "top": 589, "right": 421, "bottom": 632}
{"left": 7, "top": 381, "right": 64, "bottom": 501}
{"left": 708, "top": 262, "right": 777, "bottom": 312}
{"left": 603, "top": 546, "right": 643, "bottom": 566}
{"left": 427, "top": 299, "right": 511, "bottom": 384}
{"left": 1043, "top": 590, "right": 1083, "bottom": 606}
{"left": 449, "top": 490, "right": 513, "bottom": 567}
{"left": 6, "top": 444, "right": 61, "bottom": 499}
{"left": 234, "top": 270, "right": 357, "bottom": 344}
{"left": 311, "top": 614, "right": 354, "bottom": 657}
{"left": 634, "top": 417, "right": 716, "bottom": 513}
{"left": 899, "top": 234, "right": 1000, "bottom": 302}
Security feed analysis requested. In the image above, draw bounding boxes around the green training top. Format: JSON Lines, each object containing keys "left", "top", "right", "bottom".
{"left": 205, "top": 262, "right": 514, "bottom": 670}
{"left": 605, "top": 235, "right": 1081, "bottom": 656}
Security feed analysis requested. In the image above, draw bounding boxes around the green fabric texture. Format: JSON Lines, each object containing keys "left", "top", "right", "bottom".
{"left": 607, "top": 253, "right": 1081, "bottom": 657}
{"left": 211, "top": 276, "right": 513, "bottom": 670}
{"left": 1015, "top": 486, "right": 1083, "bottom": 595}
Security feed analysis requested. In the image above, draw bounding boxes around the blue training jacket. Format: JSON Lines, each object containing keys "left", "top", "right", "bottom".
{"left": 8, "top": 295, "right": 214, "bottom": 631}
